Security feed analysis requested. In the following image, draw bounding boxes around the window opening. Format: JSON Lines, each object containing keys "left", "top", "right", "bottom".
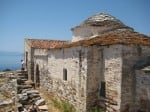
{"left": 25, "top": 51, "right": 28, "bottom": 67}
{"left": 100, "top": 81, "right": 106, "bottom": 97}
{"left": 63, "top": 68, "right": 67, "bottom": 81}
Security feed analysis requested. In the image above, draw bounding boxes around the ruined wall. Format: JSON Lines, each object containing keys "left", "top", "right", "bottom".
{"left": 121, "top": 45, "right": 150, "bottom": 112}
{"left": 86, "top": 45, "right": 122, "bottom": 112}
{"left": 39, "top": 46, "right": 88, "bottom": 112}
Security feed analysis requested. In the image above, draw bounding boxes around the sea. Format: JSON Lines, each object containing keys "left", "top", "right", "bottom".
{"left": 0, "top": 52, "right": 23, "bottom": 71}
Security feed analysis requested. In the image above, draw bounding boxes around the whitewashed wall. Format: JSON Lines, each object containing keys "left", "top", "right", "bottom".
{"left": 72, "top": 26, "right": 114, "bottom": 42}
{"left": 24, "top": 39, "right": 32, "bottom": 80}
{"left": 42, "top": 46, "right": 88, "bottom": 112}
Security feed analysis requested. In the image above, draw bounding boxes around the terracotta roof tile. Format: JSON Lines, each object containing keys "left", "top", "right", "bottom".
{"left": 53, "top": 31, "right": 150, "bottom": 49}
{"left": 28, "top": 39, "right": 68, "bottom": 49}
{"left": 27, "top": 31, "right": 150, "bottom": 50}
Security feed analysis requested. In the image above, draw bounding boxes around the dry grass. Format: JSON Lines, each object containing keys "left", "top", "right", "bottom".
{"left": 0, "top": 76, "right": 11, "bottom": 101}
{"left": 38, "top": 87, "right": 75, "bottom": 112}
{"left": 38, "top": 88, "right": 62, "bottom": 112}
{"left": 0, "top": 72, "right": 17, "bottom": 111}
{"left": 0, "top": 105, "right": 16, "bottom": 112}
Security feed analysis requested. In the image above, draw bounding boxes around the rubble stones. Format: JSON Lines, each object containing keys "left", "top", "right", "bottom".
{"left": 0, "top": 100, "right": 13, "bottom": 107}
{"left": 17, "top": 104, "right": 24, "bottom": 112}
{"left": 35, "top": 98, "right": 45, "bottom": 106}
{"left": 0, "top": 71, "right": 17, "bottom": 112}
{"left": 17, "top": 85, "right": 33, "bottom": 93}
{"left": 38, "top": 105, "right": 48, "bottom": 111}
{"left": 26, "top": 90, "right": 39, "bottom": 95}
{"left": 16, "top": 71, "right": 48, "bottom": 112}
{"left": 0, "top": 71, "right": 48, "bottom": 112}
{"left": 28, "top": 93, "right": 40, "bottom": 99}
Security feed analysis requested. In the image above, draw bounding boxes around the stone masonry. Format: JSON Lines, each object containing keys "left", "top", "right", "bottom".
{"left": 24, "top": 13, "right": 150, "bottom": 112}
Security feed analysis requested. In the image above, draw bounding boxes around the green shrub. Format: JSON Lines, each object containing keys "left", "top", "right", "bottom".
{"left": 51, "top": 99, "right": 75, "bottom": 112}
{"left": 89, "top": 107, "right": 104, "bottom": 112}
{"left": 3, "top": 68, "right": 11, "bottom": 72}
{"left": 62, "top": 101, "right": 75, "bottom": 112}
{"left": 51, "top": 99, "right": 62, "bottom": 109}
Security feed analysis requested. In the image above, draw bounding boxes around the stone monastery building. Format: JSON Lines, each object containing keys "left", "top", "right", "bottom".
{"left": 24, "top": 13, "right": 150, "bottom": 112}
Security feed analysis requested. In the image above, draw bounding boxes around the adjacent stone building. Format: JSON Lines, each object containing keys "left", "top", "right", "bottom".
{"left": 24, "top": 13, "right": 150, "bottom": 112}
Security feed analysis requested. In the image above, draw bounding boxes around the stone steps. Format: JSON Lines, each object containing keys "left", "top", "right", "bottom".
{"left": 16, "top": 70, "right": 48, "bottom": 112}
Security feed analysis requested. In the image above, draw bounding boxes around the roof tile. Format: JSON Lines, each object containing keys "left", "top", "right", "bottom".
{"left": 54, "top": 31, "right": 150, "bottom": 49}
{"left": 28, "top": 39, "right": 68, "bottom": 49}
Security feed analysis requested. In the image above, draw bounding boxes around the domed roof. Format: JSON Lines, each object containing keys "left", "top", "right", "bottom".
{"left": 84, "top": 13, "right": 120, "bottom": 23}
{"left": 82, "top": 13, "right": 126, "bottom": 26}
{"left": 73, "top": 13, "right": 133, "bottom": 30}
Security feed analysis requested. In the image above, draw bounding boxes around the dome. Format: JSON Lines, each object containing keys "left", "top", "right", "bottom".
{"left": 83, "top": 13, "right": 121, "bottom": 24}
{"left": 71, "top": 13, "right": 133, "bottom": 42}
{"left": 72, "top": 13, "right": 133, "bottom": 30}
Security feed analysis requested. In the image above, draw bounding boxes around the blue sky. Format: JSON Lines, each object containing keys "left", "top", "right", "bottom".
{"left": 0, "top": 0, "right": 150, "bottom": 52}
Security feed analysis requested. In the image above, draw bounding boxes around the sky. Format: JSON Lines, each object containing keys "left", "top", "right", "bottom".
{"left": 0, "top": 0, "right": 150, "bottom": 53}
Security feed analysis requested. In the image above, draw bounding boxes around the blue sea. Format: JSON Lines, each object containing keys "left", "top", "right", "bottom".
{"left": 0, "top": 52, "right": 23, "bottom": 71}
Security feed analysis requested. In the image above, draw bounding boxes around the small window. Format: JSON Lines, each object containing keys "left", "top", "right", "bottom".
{"left": 100, "top": 81, "right": 106, "bottom": 97}
{"left": 63, "top": 68, "right": 67, "bottom": 81}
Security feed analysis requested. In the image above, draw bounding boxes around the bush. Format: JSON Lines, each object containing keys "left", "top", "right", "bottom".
{"left": 89, "top": 107, "right": 104, "bottom": 112}
{"left": 51, "top": 99, "right": 62, "bottom": 109}
{"left": 51, "top": 99, "right": 75, "bottom": 112}
{"left": 3, "top": 68, "right": 11, "bottom": 72}
{"left": 62, "top": 101, "right": 75, "bottom": 112}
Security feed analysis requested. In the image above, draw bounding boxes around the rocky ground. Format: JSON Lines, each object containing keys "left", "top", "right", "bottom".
{"left": 0, "top": 71, "right": 17, "bottom": 112}
{"left": 0, "top": 71, "right": 65, "bottom": 112}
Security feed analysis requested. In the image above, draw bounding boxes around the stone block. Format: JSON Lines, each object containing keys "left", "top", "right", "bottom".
{"left": 0, "top": 100, "right": 13, "bottom": 107}
{"left": 26, "top": 90, "right": 39, "bottom": 95}
{"left": 38, "top": 105, "right": 48, "bottom": 111}
{"left": 28, "top": 93, "right": 40, "bottom": 99}
{"left": 35, "top": 98, "right": 45, "bottom": 106}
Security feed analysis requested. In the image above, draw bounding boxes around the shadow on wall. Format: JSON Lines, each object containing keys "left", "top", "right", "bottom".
{"left": 121, "top": 55, "right": 150, "bottom": 112}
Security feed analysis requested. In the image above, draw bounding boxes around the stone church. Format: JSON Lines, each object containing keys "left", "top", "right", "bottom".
{"left": 24, "top": 13, "right": 150, "bottom": 112}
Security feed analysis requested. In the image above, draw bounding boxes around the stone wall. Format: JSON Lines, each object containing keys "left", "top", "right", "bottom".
{"left": 86, "top": 45, "right": 122, "bottom": 111}
{"left": 135, "top": 70, "right": 150, "bottom": 111}
{"left": 39, "top": 46, "right": 88, "bottom": 112}
{"left": 103, "top": 45, "right": 122, "bottom": 112}
{"left": 33, "top": 48, "right": 48, "bottom": 87}
{"left": 27, "top": 42, "right": 150, "bottom": 112}
{"left": 24, "top": 39, "right": 33, "bottom": 80}
{"left": 86, "top": 45, "right": 103, "bottom": 110}
{"left": 24, "top": 40, "right": 49, "bottom": 82}
{"left": 121, "top": 45, "right": 150, "bottom": 112}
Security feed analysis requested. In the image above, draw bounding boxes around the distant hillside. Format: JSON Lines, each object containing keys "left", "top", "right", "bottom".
{"left": 0, "top": 51, "right": 23, "bottom": 56}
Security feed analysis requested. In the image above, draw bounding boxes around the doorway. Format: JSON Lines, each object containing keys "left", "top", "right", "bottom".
{"left": 35, "top": 64, "right": 40, "bottom": 87}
